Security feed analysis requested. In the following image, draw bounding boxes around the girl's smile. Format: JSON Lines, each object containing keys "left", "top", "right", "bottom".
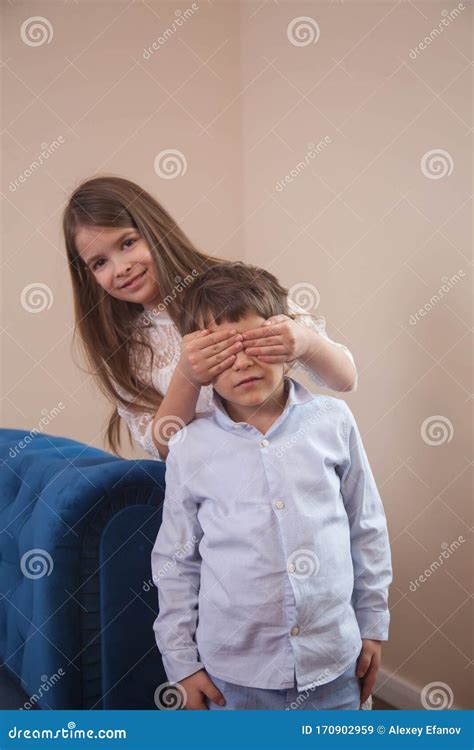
{"left": 119, "top": 268, "right": 147, "bottom": 290}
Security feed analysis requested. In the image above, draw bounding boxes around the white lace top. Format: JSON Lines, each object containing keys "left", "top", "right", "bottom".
{"left": 115, "top": 297, "right": 356, "bottom": 461}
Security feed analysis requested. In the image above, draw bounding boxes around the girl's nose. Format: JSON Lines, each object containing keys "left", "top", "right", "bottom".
{"left": 116, "top": 260, "right": 133, "bottom": 276}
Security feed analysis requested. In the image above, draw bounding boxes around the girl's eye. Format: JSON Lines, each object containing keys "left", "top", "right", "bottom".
{"left": 92, "top": 238, "right": 136, "bottom": 271}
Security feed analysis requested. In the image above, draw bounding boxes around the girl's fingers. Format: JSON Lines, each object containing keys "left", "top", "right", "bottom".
{"left": 241, "top": 324, "right": 285, "bottom": 341}
{"left": 199, "top": 331, "right": 242, "bottom": 355}
{"left": 203, "top": 341, "right": 243, "bottom": 371}
{"left": 254, "top": 355, "right": 287, "bottom": 363}
{"left": 245, "top": 345, "right": 287, "bottom": 356}
{"left": 209, "top": 354, "right": 237, "bottom": 376}
{"left": 242, "top": 335, "right": 283, "bottom": 349}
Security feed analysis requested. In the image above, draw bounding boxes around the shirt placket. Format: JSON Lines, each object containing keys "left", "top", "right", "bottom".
{"left": 257, "top": 431, "right": 301, "bottom": 688}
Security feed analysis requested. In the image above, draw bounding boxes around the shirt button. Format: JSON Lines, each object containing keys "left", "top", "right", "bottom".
{"left": 260, "top": 439, "right": 269, "bottom": 447}
{"left": 290, "top": 626, "right": 300, "bottom": 636}
{"left": 288, "top": 563, "right": 296, "bottom": 573}
{"left": 275, "top": 500, "right": 285, "bottom": 510}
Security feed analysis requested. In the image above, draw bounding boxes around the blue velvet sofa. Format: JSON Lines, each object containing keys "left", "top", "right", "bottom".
{"left": 0, "top": 428, "right": 167, "bottom": 709}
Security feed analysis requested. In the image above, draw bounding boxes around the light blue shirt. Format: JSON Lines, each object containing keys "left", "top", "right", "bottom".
{"left": 151, "top": 377, "right": 392, "bottom": 691}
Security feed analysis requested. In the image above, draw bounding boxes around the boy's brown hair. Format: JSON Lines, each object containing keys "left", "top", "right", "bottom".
{"left": 178, "top": 261, "right": 294, "bottom": 335}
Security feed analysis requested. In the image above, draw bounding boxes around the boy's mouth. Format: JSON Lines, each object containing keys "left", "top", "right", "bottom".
{"left": 235, "top": 376, "right": 263, "bottom": 389}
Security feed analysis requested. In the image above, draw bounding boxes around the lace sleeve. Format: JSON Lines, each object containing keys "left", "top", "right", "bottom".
{"left": 287, "top": 297, "right": 358, "bottom": 391}
{"left": 114, "top": 381, "right": 164, "bottom": 462}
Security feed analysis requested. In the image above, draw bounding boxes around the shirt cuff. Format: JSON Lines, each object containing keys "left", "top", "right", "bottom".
{"left": 162, "top": 649, "right": 205, "bottom": 684}
{"left": 355, "top": 609, "right": 390, "bottom": 641}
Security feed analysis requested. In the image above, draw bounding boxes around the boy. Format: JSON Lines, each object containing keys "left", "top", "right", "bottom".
{"left": 151, "top": 262, "right": 392, "bottom": 711}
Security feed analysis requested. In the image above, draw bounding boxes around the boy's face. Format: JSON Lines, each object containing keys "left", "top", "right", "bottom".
{"left": 205, "top": 311, "right": 286, "bottom": 410}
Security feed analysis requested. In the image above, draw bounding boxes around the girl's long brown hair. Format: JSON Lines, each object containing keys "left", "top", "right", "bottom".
{"left": 63, "top": 175, "right": 226, "bottom": 456}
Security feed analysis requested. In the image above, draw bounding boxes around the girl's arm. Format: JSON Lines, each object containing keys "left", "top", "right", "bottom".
{"left": 151, "top": 328, "right": 243, "bottom": 460}
{"left": 149, "top": 366, "right": 201, "bottom": 460}
{"left": 115, "top": 329, "right": 242, "bottom": 461}
{"left": 286, "top": 298, "right": 357, "bottom": 392}
{"left": 296, "top": 323, "right": 357, "bottom": 392}
{"left": 241, "top": 299, "right": 358, "bottom": 393}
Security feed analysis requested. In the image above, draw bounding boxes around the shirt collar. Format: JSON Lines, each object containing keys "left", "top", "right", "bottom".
{"left": 211, "top": 376, "right": 314, "bottom": 432}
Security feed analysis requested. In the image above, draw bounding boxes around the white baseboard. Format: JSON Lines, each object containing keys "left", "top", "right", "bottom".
{"left": 374, "top": 668, "right": 462, "bottom": 710}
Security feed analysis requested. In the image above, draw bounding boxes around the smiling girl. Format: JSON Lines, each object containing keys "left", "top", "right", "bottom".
{"left": 63, "top": 175, "right": 357, "bottom": 461}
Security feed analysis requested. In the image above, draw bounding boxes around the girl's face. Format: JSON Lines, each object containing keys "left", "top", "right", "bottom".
{"left": 75, "top": 225, "right": 161, "bottom": 310}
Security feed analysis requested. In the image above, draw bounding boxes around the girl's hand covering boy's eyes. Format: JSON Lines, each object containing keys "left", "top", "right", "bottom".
{"left": 240, "top": 314, "right": 309, "bottom": 364}
{"left": 178, "top": 669, "right": 226, "bottom": 710}
{"left": 179, "top": 329, "right": 243, "bottom": 387}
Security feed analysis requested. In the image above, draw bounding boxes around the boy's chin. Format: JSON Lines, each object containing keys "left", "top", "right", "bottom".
{"left": 219, "top": 388, "right": 271, "bottom": 408}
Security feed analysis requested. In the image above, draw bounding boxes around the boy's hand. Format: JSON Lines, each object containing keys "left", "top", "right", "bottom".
{"left": 356, "top": 639, "right": 381, "bottom": 705}
{"left": 240, "top": 314, "right": 310, "bottom": 364}
{"left": 178, "top": 669, "right": 226, "bottom": 710}
{"left": 179, "top": 329, "right": 243, "bottom": 387}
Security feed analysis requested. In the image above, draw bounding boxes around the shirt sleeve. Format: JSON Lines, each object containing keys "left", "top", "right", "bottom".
{"left": 286, "top": 297, "right": 358, "bottom": 391}
{"left": 337, "top": 403, "right": 393, "bottom": 641}
{"left": 151, "top": 447, "right": 205, "bottom": 684}
{"left": 114, "top": 381, "right": 165, "bottom": 462}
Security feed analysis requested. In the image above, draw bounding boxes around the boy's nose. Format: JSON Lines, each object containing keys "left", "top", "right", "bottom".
{"left": 233, "top": 347, "right": 254, "bottom": 368}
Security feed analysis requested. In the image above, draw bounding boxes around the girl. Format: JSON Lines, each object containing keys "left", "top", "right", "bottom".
{"left": 63, "top": 175, "right": 357, "bottom": 462}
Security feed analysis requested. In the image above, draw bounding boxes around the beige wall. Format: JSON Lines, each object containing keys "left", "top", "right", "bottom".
{"left": 2, "top": 1, "right": 472, "bottom": 709}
